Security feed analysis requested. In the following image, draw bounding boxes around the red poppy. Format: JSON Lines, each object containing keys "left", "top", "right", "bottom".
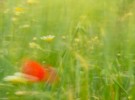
{"left": 21, "top": 60, "right": 59, "bottom": 83}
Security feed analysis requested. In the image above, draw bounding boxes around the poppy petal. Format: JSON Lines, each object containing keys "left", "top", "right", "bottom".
{"left": 22, "top": 60, "right": 46, "bottom": 81}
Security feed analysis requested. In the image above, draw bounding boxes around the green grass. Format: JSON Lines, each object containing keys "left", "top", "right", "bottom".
{"left": 0, "top": 0, "right": 135, "bottom": 99}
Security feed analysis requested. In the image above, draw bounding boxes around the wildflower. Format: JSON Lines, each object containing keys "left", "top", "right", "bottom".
{"left": 15, "top": 7, "right": 24, "bottom": 12}
{"left": 22, "top": 60, "right": 46, "bottom": 81}
{"left": 22, "top": 60, "right": 59, "bottom": 83}
{"left": 3, "top": 73, "right": 27, "bottom": 83}
{"left": 29, "top": 42, "right": 40, "bottom": 49}
{"left": 41, "top": 35, "right": 55, "bottom": 42}
{"left": 14, "top": 7, "right": 24, "bottom": 16}
{"left": 3, "top": 60, "right": 59, "bottom": 84}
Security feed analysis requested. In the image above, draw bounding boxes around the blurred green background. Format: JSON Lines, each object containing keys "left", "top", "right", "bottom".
{"left": 0, "top": 0, "right": 135, "bottom": 99}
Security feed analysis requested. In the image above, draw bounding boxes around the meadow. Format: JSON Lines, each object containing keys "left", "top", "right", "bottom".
{"left": 0, "top": 0, "right": 135, "bottom": 99}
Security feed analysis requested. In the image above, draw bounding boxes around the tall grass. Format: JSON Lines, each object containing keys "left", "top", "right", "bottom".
{"left": 0, "top": 0, "right": 135, "bottom": 99}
